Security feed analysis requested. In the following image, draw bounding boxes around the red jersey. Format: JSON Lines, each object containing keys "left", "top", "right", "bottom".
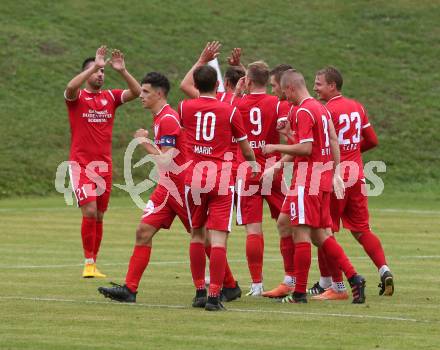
{"left": 235, "top": 93, "right": 287, "bottom": 173}
{"left": 65, "top": 89, "right": 124, "bottom": 168}
{"left": 292, "top": 97, "right": 333, "bottom": 192}
{"left": 216, "top": 92, "right": 242, "bottom": 178}
{"left": 153, "top": 104, "right": 187, "bottom": 187}
{"left": 326, "top": 95, "right": 370, "bottom": 181}
{"left": 179, "top": 96, "right": 247, "bottom": 186}
{"left": 216, "top": 91, "right": 238, "bottom": 104}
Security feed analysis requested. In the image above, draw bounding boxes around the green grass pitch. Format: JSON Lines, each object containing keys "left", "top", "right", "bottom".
{"left": 0, "top": 193, "right": 439, "bottom": 349}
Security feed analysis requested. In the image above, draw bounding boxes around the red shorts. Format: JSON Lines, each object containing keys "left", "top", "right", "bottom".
{"left": 141, "top": 184, "right": 191, "bottom": 233}
{"left": 185, "top": 185, "right": 235, "bottom": 232}
{"left": 287, "top": 186, "right": 332, "bottom": 229}
{"left": 69, "top": 163, "right": 112, "bottom": 212}
{"left": 331, "top": 179, "right": 370, "bottom": 233}
{"left": 235, "top": 173, "right": 284, "bottom": 225}
{"left": 280, "top": 194, "right": 292, "bottom": 215}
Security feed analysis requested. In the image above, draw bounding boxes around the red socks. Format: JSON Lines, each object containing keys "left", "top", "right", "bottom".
{"left": 280, "top": 236, "right": 295, "bottom": 277}
{"left": 81, "top": 217, "right": 104, "bottom": 261}
{"left": 209, "top": 247, "right": 227, "bottom": 297}
{"left": 358, "top": 230, "right": 387, "bottom": 269}
{"left": 321, "top": 236, "right": 356, "bottom": 280}
{"left": 205, "top": 245, "right": 236, "bottom": 288}
{"left": 317, "top": 247, "right": 331, "bottom": 278}
{"left": 125, "top": 245, "right": 152, "bottom": 292}
{"left": 293, "top": 242, "right": 311, "bottom": 293}
{"left": 81, "top": 217, "right": 96, "bottom": 259}
{"left": 223, "top": 262, "right": 237, "bottom": 288}
{"left": 246, "top": 233, "right": 264, "bottom": 283}
{"left": 324, "top": 237, "right": 344, "bottom": 283}
{"left": 190, "top": 242, "right": 206, "bottom": 290}
{"left": 93, "top": 221, "right": 103, "bottom": 261}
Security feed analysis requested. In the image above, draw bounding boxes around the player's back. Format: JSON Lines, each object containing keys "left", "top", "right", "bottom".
{"left": 235, "top": 93, "right": 281, "bottom": 166}
{"left": 326, "top": 95, "right": 369, "bottom": 178}
{"left": 179, "top": 96, "right": 245, "bottom": 186}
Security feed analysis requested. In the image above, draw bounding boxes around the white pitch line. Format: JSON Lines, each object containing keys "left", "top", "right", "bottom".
{"left": 1, "top": 255, "right": 439, "bottom": 270}
{"left": 0, "top": 296, "right": 427, "bottom": 323}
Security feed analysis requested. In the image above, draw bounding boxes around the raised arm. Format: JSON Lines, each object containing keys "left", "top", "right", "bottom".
{"left": 227, "top": 47, "right": 247, "bottom": 72}
{"left": 65, "top": 46, "right": 108, "bottom": 100}
{"left": 109, "top": 49, "right": 141, "bottom": 103}
{"left": 179, "top": 41, "right": 221, "bottom": 98}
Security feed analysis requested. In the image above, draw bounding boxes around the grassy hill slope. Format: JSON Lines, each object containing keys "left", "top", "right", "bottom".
{"left": 1, "top": 0, "right": 438, "bottom": 198}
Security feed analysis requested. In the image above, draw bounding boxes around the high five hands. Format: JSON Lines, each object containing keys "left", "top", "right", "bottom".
{"left": 94, "top": 45, "right": 126, "bottom": 72}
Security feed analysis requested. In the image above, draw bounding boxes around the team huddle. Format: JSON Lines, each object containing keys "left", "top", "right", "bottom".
{"left": 64, "top": 42, "right": 394, "bottom": 311}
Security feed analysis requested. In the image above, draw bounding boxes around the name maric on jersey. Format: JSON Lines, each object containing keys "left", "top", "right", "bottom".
{"left": 194, "top": 145, "right": 213, "bottom": 155}
{"left": 81, "top": 109, "right": 112, "bottom": 123}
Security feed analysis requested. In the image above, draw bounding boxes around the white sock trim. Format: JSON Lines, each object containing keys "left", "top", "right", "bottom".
{"left": 283, "top": 275, "right": 295, "bottom": 286}
{"left": 379, "top": 265, "right": 391, "bottom": 277}
{"left": 319, "top": 276, "right": 332, "bottom": 289}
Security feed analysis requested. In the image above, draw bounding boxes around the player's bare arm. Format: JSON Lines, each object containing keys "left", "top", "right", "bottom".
{"left": 238, "top": 139, "right": 258, "bottom": 177}
{"left": 261, "top": 154, "right": 294, "bottom": 181}
{"left": 109, "top": 49, "right": 141, "bottom": 103}
{"left": 262, "top": 142, "right": 312, "bottom": 157}
{"left": 133, "top": 128, "right": 180, "bottom": 170}
{"left": 134, "top": 129, "right": 160, "bottom": 155}
{"left": 65, "top": 45, "right": 108, "bottom": 100}
{"left": 276, "top": 119, "right": 295, "bottom": 142}
{"left": 179, "top": 41, "right": 221, "bottom": 98}
{"left": 328, "top": 118, "right": 345, "bottom": 199}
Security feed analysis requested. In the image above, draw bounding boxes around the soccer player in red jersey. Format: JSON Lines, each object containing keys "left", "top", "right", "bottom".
{"left": 180, "top": 42, "right": 246, "bottom": 302}
{"left": 259, "top": 64, "right": 298, "bottom": 298}
{"left": 64, "top": 46, "right": 141, "bottom": 278}
{"left": 312, "top": 66, "right": 393, "bottom": 298}
{"left": 263, "top": 70, "right": 366, "bottom": 304}
{"left": 179, "top": 65, "right": 256, "bottom": 311}
{"left": 97, "top": 72, "right": 190, "bottom": 302}
{"left": 233, "top": 61, "right": 291, "bottom": 296}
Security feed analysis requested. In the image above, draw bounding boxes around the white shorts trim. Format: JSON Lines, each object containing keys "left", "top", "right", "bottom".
{"left": 228, "top": 186, "right": 235, "bottom": 232}
{"left": 68, "top": 164, "right": 80, "bottom": 207}
{"left": 298, "top": 185, "right": 305, "bottom": 224}
{"left": 184, "top": 185, "right": 193, "bottom": 228}
{"left": 236, "top": 179, "right": 243, "bottom": 225}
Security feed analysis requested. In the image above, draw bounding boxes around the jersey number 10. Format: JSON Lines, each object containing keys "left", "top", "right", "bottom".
{"left": 195, "top": 111, "right": 216, "bottom": 141}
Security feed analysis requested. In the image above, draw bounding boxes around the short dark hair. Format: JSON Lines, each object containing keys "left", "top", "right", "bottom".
{"left": 193, "top": 65, "right": 217, "bottom": 93}
{"left": 141, "top": 72, "right": 171, "bottom": 96}
{"left": 225, "top": 66, "right": 245, "bottom": 88}
{"left": 270, "top": 64, "right": 295, "bottom": 83}
{"left": 316, "top": 66, "right": 343, "bottom": 91}
{"left": 82, "top": 57, "right": 96, "bottom": 71}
